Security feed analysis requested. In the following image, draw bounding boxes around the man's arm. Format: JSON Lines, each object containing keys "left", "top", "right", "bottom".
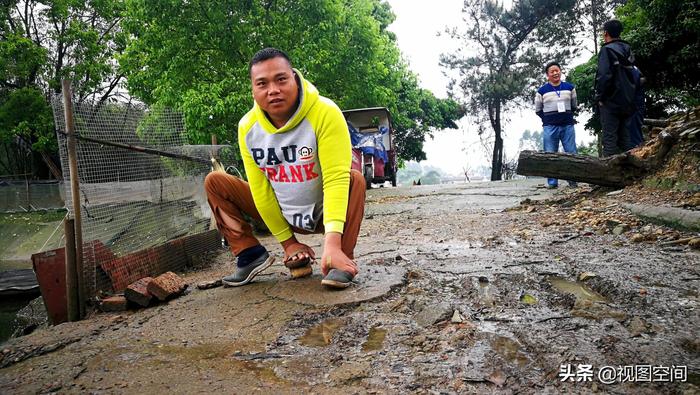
{"left": 571, "top": 87, "right": 578, "bottom": 112}
{"left": 313, "top": 99, "right": 357, "bottom": 276}
{"left": 534, "top": 91, "right": 544, "bottom": 119}
{"left": 594, "top": 48, "right": 612, "bottom": 103}
{"left": 315, "top": 99, "right": 352, "bottom": 234}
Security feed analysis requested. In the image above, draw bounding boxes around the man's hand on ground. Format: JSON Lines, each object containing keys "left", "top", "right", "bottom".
{"left": 281, "top": 236, "right": 316, "bottom": 264}
{"left": 321, "top": 233, "right": 358, "bottom": 277}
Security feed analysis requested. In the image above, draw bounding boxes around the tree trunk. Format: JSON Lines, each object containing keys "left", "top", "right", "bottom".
{"left": 40, "top": 151, "right": 63, "bottom": 180}
{"left": 516, "top": 131, "right": 676, "bottom": 187}
{"left": 489, "top": 101, "right": 503, "bottom": 181}
{"left": 517, "top": 151, "right": 639, "bottom": 187}
{"left": 491, "top": 133, "right": 503, "bottom": 181}
{"left": 591, "top": 0, "right": 598, "bottom": 55}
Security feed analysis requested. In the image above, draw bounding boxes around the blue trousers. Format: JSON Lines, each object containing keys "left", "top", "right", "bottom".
{"left": 543, "top": 124, "right": 577, "bottom": 187}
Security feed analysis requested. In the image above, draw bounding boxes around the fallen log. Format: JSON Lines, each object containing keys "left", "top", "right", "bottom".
{"left": 517, "top": 151, "right": 643, "bottom": 187}
{"left": 516, "top": 132, "right": 676, "bottom": 188}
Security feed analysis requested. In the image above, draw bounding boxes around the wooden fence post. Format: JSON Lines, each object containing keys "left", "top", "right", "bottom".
{"left": 61, "top": 79, "right": 86, "bottom": 318}
{"left": 64, "top": 217, "right": 79, "bottom": 321}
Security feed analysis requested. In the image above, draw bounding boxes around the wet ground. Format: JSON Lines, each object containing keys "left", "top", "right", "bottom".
{"left": 0, "top": 179, "right": 698, "bottom": 394}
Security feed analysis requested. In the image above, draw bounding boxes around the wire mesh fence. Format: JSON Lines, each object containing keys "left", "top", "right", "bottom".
{"left": 0, "top": 136, "right": 65, "bottom": 213}
{"left": 0, "top": 179, "right": 64, "bottom": 213}
{"left": 51, "top": 96, "right": 227, "bottom": 299}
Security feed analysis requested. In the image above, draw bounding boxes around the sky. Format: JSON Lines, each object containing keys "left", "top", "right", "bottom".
{"left": 385, "top": 0, "right": 596, "bottom": 176}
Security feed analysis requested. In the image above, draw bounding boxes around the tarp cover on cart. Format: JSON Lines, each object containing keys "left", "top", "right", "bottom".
{"left": 348, "top": 122, "right": 389, "bottom": 163}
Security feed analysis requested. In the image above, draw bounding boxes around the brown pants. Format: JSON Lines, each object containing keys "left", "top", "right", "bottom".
{"left": 204, "top": 170, "right": 365, "bottom": 259}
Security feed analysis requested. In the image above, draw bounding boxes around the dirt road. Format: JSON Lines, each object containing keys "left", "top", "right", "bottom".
{"left": 1, "top": 179, "right": 698, "bottom": 393}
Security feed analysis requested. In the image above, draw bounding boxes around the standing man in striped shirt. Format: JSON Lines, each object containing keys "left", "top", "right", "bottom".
{"left": 535, "top": 61, "right": 578, "bottom": 189}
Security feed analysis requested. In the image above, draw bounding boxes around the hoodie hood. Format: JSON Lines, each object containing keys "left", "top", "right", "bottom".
{"left": 253, "top": 68, "right": 320, "bottom": 133}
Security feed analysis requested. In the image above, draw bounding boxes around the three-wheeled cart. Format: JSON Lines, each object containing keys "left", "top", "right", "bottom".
{"left": 343, "top": 107, "right": 397, "bottom": 188}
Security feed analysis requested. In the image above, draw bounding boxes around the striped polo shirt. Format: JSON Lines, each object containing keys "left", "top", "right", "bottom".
{"left": 535, "top": 81, "right": 577, "bottom": 126}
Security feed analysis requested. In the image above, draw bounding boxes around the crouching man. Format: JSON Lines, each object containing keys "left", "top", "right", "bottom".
{"left": 205, "top": 48, "right": 365, "bottom": 289}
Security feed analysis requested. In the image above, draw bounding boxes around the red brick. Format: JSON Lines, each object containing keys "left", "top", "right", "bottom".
{"left": 99, "top": 295, "right": 127, "bottom": 312}
{"left": 101, "top": 249, "right": 153, "bottom": 292}
{"left": 147, "top": 272, "right": 187, "bottom": 301}
{"left": 124, "top": 277, "right": 154, "bottom": 307}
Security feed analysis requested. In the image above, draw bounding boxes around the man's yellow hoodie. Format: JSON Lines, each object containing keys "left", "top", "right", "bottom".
{"left": 238, "top": 70, "right": 351, "bottom": 242}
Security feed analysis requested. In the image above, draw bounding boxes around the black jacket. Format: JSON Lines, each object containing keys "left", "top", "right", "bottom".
{"left": 594, "top": 39, "right": 636, "bottom": 115}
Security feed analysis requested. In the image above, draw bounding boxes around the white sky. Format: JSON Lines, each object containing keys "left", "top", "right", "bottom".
{"left": 386, "top": 0, "right": 595, "bottom": 176}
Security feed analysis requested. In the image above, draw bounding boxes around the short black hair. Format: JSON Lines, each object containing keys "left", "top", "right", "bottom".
{"left": 603, "top": 19, "right": 623, "bottom": 39}
{"left": 544, "top": 61, "right": 561, "bottom": 74}
{"left": 249, "top": 48, "right": 292, "bottom": 74}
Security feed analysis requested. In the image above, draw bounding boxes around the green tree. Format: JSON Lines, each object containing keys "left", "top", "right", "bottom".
{"left": 618, "top": 0, "right": 700, "bottom": 113}
{"left": 569, "top": 0, "right": 699, "bottom": 152}
{"left": 575, "top": 0, "right": 623, "bottom": 55}
{"left": 1, "top": 0, "right": 127, "bottom": 178}
{"left": 519, "top": 129, "right": 543, "bottom": 151}
{"left": 441, "top": 0, "right": 577, "bottom": 181}
{"left": 0, "top": 87, "right": 54, "bottom": 176}
{"left": 120, "top": 0, "right": 461, "bottom": 162}
{"left": 421, "top": 169, "right": 442, "bottom": 185}
{"left": 567, "top": 55, "right": 602, "bottom": 152}
{"left": 577, "top": 140, "right": 599, "bottom": 156}
{"left": 1, "top": 0, "right": 126, "bottom": 101}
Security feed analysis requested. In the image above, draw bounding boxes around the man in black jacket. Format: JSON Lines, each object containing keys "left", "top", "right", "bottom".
{"left": 594, "top": 19, "right": 637, "bottom": 157}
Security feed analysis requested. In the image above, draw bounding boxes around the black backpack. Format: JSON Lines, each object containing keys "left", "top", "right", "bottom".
{"left": 610, "top": 50, "right": 637, "bottom": 117}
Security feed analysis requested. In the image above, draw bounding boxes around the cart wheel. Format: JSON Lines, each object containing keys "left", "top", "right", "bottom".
{"left": 363, "top": 165, "right": 373, "bottom": 189}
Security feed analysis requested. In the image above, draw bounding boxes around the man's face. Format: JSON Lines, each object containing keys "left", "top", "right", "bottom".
{"left": 546, "top": 65, "right": 561, "bottom": 85}
{"left": 602, "top": 30, "right": 612, "bottom": 43}
{"left": 250, "top": 56, "right": 299, "bottom": 124}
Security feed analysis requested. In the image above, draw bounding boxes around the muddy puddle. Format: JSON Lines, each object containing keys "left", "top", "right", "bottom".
{"left": 548, "top": 276, "right": 608, "bottom": 302}
{"left": 233, "top": 359, "right": 284, "bottom": 384}
{"left": 0, "top": 294, "right": 41, "bottom": 344}
{"left": 476, "top": 276, "right": 498, "bottom": 307}
{"left": 490, "top": 335, "right": 529, "bottom": 367}
{"left": 361, "top": 326, "right": 387, "bottom": 352}
{"left": 298, "top": 318, "right": 344, "bottom": 347}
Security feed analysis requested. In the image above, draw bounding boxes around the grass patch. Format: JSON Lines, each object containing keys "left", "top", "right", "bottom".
{"left": 0, "top": 210, "right": 67, "bottom": 269}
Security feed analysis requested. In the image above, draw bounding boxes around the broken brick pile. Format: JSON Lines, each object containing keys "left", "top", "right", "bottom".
{"left": 99, "top": 271, "right": 188, "bottom": 312}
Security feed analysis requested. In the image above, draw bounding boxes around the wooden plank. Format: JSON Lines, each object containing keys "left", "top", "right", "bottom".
{"left": 64, "top": 218, "right": 79, "bottom": 321}
{"left": 62, "top": 79, "right": 86, "bottom": 319}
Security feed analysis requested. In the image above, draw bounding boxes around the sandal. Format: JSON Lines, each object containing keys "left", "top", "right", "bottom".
{"left": 320, "top": 256, "right": 355, "bottom": 289}
{"left": 284, "top": 249, "right": 314, "bottom": 279}
{"left": 283, "top": 249, "right": 314, "bottom": 269}
{"left": 321, "top": 269, "right": 354, "bottom": 289}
